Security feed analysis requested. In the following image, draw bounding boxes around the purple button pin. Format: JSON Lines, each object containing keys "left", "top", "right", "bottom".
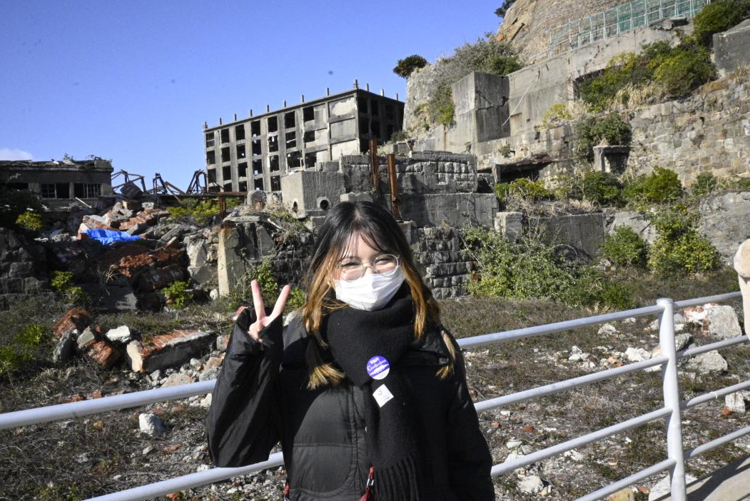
{"left": 366, "top": 356, "right": 390, "bottom": 380}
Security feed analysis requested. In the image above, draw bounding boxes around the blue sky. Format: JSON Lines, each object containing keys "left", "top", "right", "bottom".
{"left": 1, "top": 1, "right": 503, "bottom": 188}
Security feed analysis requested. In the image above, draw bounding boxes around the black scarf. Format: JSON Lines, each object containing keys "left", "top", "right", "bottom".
{"left": 321, "top": 284, "right": 429, "bottom": 500}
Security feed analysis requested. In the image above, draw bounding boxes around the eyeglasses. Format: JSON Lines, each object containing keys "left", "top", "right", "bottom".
{"left": 336, "top": 254, "right": 400, "bottom": 281}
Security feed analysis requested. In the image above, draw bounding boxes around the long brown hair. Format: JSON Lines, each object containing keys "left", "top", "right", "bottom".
{"left": 302, "top": 201, "right": 457, "bottom": 389}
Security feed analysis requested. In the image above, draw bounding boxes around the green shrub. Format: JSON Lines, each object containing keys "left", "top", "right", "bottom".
{"left": 574, "top": 114, "right": 632, "bottom": 160}
{"left": 228, "top": 260, "right": 281, "bottom": 310}
{"left": 162, "top": 280, "right": 192, "bottom": 309}
{"left": 495, "top": 0, "right": 516, "bottom": 17}
{"left": 601, "top": 227, "right": 649, "bottom": 268}
{"left": 578, "top": 37, "right": 717, "bottom": 109}
{"left": 646, "top": 204, "right": 720, "bottom": 276}
{"left": 0, "top": 188, "right": 44, "bottom": 230}
{"left": 0, "top": 323, "right": 49, "bottom": 378}
{"left": 390, "top": 130, "right": 409, "bottom": 142}
{"left": 693, "top": 0, "right": 750, "bottom": 45}
{"left": 495, "top": 178, "right": 551, "bottom": 205}
{"left": 393, "top": 55, "right": 428, "bottom": 78}
{"left": 429, "top": 84, "right": 456, "bottom": 127}
{"left": 50, "top": 271, "right": 88, "bottom": 306}
{"left": 15, "top": 211, "right": 43, "bottom": 232}
{"left": 579, "top": 171, "right": 623, "bottom": 206}
{"left": 691, "top": 172, "right": 719, "bottom": 197}
{"left": 653, "top": 40, "right": 716, "bottom": 98}
{"left": 287, "top": 287, "right": 307, "bottom": 311}
{"left": 540, "top": 103, "right": 573, "bottom": 129}
{"left": 623, "top": 167, "right": 682, "bottom": 204}
{"left": 463, "top": 227, "right": 634, "bottom": 309}
{"left": 167, "top": 199, "right": 220, "bottom": 225}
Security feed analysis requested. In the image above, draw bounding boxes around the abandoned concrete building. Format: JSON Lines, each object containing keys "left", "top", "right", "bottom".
{"left": 0, "top": 159, "right": 113, "bottom": 207}
{"left": 203, "top": 86, "right": 404, "bottom": 194}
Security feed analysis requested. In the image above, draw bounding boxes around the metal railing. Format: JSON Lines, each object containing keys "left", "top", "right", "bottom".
{"left": 0, "top": 290, "right": 746, "bottom": 501}
{"left": 547, "top": 0, "right": 710, "bottom": 58}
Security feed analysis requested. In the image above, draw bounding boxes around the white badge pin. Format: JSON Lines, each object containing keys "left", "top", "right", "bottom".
{"left": 373, "top": 385, "right": 394, "bottom": 407}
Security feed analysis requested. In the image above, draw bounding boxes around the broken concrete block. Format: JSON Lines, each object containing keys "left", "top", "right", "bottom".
{"left": 494, "top": 212, "right": 523, "bottom": 241}
{"left": 162, "top": 373, "right": 193, "bottom": 387}
{"left": 53, "top": 308, "right": 93, "bottom": 340}
{"left": 683, "top": 303, "right": 742, "bottom": 339}
{"left": 134, "top": 264, "right": 187, "bottom": 292}
{"left": 126, "top": 330, "right": 213, "bottom": 373}
{"left": 75, "top": 326, "right": 122, "bottom": 368}
{"left": 53, "top": 329, "right": 78, "bottom": 364}
{"left": 105, "top": 325, "right": 132, "bottom": 344}
{"left": 139, "top": 413, "right": 167, "bottom": 436}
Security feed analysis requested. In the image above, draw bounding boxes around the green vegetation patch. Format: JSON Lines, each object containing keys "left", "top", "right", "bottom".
{"left": 574, "top": 113, "right": 632, "bottom": 161}
{"left": 693, "top": 0, "right": 750, "bottom": 45}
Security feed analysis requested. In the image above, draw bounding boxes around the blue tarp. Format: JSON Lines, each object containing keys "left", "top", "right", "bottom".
{"left": 84, "top": 229, "right": 142, "bottom": 246}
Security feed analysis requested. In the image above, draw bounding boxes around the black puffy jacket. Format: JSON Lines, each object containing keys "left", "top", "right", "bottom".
{"left": 206, "top": 310, "right": 495, "bottom": 500}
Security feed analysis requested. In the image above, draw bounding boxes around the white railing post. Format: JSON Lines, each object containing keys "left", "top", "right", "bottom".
{"left": 658, "top": 298, "right": 687, "bottom": 501}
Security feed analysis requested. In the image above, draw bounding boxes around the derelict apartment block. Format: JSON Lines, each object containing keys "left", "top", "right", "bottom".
{"left": 203, "top": 88, "right": 404, "bottom": 193}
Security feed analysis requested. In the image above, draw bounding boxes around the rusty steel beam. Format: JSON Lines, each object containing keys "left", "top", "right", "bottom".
{"left": 386, "top": 154, "right": 401, "bottom": 220}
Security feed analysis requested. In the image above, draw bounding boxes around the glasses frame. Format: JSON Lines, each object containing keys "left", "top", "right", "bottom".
{"left": 336, "top": 254, "right": 401, "bottom": 282}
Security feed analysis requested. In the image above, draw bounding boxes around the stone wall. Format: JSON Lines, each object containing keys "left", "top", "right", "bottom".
{"left": 412, "top": 226, "right": 474, "bottom": 299}
{"left": 626, "top": 77, "right": 750, "bottom": 185}
{"left": 0, "top": 228, "right": 47, "bottom": 309}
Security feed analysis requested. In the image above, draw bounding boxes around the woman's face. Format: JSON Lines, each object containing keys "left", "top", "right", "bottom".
{"left": 332, "top": 233, "right": 397, "bottom": 282}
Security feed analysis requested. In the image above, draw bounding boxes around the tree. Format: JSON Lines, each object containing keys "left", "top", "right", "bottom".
{"left": 495, "top": 0, "right": 516, "bottom": 17}
{"left": 393, "top": 55, "right": 428, "bottom": 78}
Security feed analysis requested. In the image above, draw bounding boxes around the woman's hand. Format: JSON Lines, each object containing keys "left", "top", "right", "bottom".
{"left": 233, "top": 280, "right": 291, "bottom": 343}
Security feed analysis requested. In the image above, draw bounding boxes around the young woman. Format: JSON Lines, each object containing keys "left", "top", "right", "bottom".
{"left": 207, "top": 201, "right": 494, "bottom": 501}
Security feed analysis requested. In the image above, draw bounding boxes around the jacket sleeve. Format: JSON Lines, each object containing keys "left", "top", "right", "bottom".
{"left": 206, "top": 308, "right": 285, "bottom": 467}
{"left": 444, "top": 331, "right": 496, "bottom": 500}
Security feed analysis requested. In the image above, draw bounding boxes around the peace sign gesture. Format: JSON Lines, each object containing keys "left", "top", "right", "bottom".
{"left": 233, "top": 280, "right": 291, "bottom": 343}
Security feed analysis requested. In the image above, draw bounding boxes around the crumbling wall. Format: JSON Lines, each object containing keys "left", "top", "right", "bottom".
{"left": 412, "top": 226, "right": 474, "bottom": 299}
{"left": 0, "top": 228, "right": 47, "bottom": 309}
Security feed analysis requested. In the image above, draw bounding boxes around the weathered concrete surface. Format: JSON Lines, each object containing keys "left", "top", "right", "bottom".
{"left": 126, "top": 330, "right": 213, "bottom": 373}
{"left": 714, "top": 20, "right": 750, "bottom": 76}
{"left": 650, "top": 454, "right": 750, "bottom": 500}
{"left": 607, "top": 210, "right": 658, "bottom": 243}
{"left": 399, "top": 193, "right": 497, "bottom": 228}
{"left": 280, "top": 170, "right": 345, "bottom": 218}
{"left": 0, "top": 228, "right": 47, "bottom": 307}
{"left": 494, "top": 211, "right": 523, "bottom": 241}
{"left": 536, "top": 213, "right": 606, "bottom": 259}
{"left": 217, "top": 224, "right": 253, "bottom": 297}
{"left": 699, "top": 192, "right": 750, "bottom": 263}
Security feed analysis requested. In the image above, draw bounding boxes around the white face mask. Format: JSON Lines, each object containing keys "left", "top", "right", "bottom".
{"left": 334, "top": 266, "right": 406, "bottom": 311}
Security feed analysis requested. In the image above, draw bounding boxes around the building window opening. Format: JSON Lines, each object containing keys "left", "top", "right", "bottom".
{"left": 385, "top": 104, "right": 395, "bottom": 120}
{"left": 252, "top": 139, "right": 262, "bottom": 155}
{"left": 303, "top": 106, "right": 315, "bottom": 122}
{"left": 239, "top": 181, "right": 247, "bottom": 192}
{"left": 205, "top": 132, "right": 215, "bottom": 148}
{"left": 74, "top": 183, "right": 101, "bottom": 198}
{"left": 359, "top": 118, "right": 368, "bottom": 135}
{"left": 284, "top": 112, "right": 296, "bottom": 129}
{"left": 223, "top": 166, "right": 232, "bottom": 181}
{"left": 221, "top": 128, "right": 230, "bottom": 144}
{"left": 221, "top": 147, "right": 230, "bottom": 163}
{"left": 305, "top": 152, "right": 317, "bottom": 169}
{"left": 238, "top": 162, "right": 248, "bottom": 178}
{"left": 235, "top": 124, "right": 245, "bottom": 141}
{"left": 237, "top": 144, "right": 246, "bottom": 159}
{"left": 372, "top": 121, "right": 381, "bottom": 140}
{"left": 286, "top": 131, "right": 297, "bottom": 149}
{"left": 251, "top": 120, "right": 261, "bottom": 136}
{"left": 208, "top": 185, "right": 221, "bottom": 193}
{"left": 254, "top": 178, "right": 264, "bottom": 191}
{"left": 41, "top": 184, "right": 56, "bottom": 198}
{"left": 270, "top": 155, "right": 280, "bottom": 172}
{"left": 303, "top": 130, "right": 315, "bottom": 144}
{"left": 253, "top": 159, "right": 263, "bottom": 175}
{"left": 5, "top": 183, "right": 29, "bottom": 191}
{"left": 292, "top": 201, "right": 298, "bottom": 213}
{"left": 370, "top": 100, "right": 379, "bottom": 116}
{"left": 287, "top": 150, "right": 302, "bottom": 168}
{"left": 267, "top": 116, "right": 278, "bottom": 133}
{"left": 208, "top": 168, "right": 217, "bottom": 183}
{"left": 268, "top": 135, "right": 279, "bottom": 153}
{"left": 223, "top": 181, "right": 233, "bottom": 192}
{"left": 271, "top": 175, "right": 281, "bottom": 192}
{"left": 207, "top": 151, "right": 216, "bottom": 165}
{"left": 387, "top": 125, "right": 395, "bottom": 141}
{"left": 358, "top": 97, "right": 368, "bottom": 114}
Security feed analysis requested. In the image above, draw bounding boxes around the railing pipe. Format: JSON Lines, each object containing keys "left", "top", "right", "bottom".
{"left": 679, "top": 335, "right": 747, "bottom": 359}
{"left": 491, "top": 407, "right": 672, "bottom": 476}
{"left": 658, "top": 298, "right": 687, "bottom": 501}
{"left": 684, "top": 423, "right": 750, "bottom": 460}
{"left": 574, "top": 458, "right": 676, "bottom": 501}
{"left": 0, "top": 380, "right": 216, "bottom": 431}
{"left": 674, "top": 291, "right": 741, "bottom": 308}
{"left": 458, "top": 304, "right": 664, "bottom": 349}
{"left": 85, "top": 452, "right": 284, "bottom": 501}
{"left": 681, "top": 379, "right": 750, "bottom": 410}
{"left": 474, "top": 356, "right": 667, "bottom": 412}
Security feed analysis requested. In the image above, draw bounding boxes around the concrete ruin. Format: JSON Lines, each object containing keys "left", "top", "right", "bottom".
{"left": 0, "top": 158, "right": 114, "bottom": 208}
{"left": 203, "top": 86, "right": 404, "bottom": 194}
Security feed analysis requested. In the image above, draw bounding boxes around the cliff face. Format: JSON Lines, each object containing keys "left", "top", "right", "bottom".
{"left": 496, "top": 0, "right": 628, "bottom": 63}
